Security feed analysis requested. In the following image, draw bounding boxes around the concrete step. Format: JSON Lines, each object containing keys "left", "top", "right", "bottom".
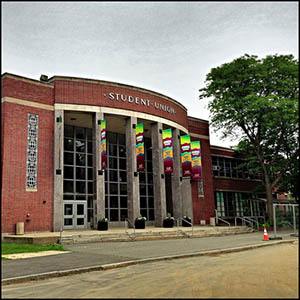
{"left": 3, "top": 226, "right": 255, "bottom": 245}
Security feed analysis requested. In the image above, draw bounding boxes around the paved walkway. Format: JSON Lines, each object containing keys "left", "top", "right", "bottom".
{"left": 2, "top": 230, "right": 298, "bottom": 285}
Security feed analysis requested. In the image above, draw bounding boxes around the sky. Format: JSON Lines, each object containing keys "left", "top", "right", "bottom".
{"left": 1, "top": 1, "right": 298, "bottom": 147}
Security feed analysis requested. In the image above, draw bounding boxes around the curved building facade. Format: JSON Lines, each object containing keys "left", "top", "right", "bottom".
{"left": 1, "top": 73, "right": 264, "bottom": 233}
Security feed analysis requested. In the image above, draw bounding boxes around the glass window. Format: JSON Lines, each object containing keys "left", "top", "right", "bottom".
{"left": 64, "top": 152, "right": 74, "bottom": 165}
{"left": 109, "top": 170, "right": 118, "bottom": 182}
{"left": 64, "top": 180, "right": 74, "bottom": 193}
{"left": 76, "top": 153, "right": 86, "bottom": 166}
{"left": 76, "top": 181, "right": 86, "bottom": 194}
{"left": 76, "top": 167, "right": 86, "bottom": 180}
{"left": 76, "top": 127, "right": 85, "bottom": 140}
{"left": 64, "top": 166, "right": 74, "bottom": 179}
{"left": 120, "top": 197, "right": 128, "bottom": 208}
{"left": 64, "top": 125, "right": 74, "bottom": 138}
{"left": 64, "top": 138, "right": 74, "bottom": 151}
{"left": 76, "top": 140, "right": 86, "bottom": 153}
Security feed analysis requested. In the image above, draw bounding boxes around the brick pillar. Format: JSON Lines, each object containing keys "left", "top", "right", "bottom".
{"left": 94, "top": 112, "right": 105, "bottom": 226}
{"left": 171, "top": 128, "right": 183, "bottom": 221}
{"left": 126, "top": 117, "right": 140, "bottom": 226}
{"left": 151, "top": 122, "right": 166, "bottom": 226}
{"left": 53, "top": 110, "right": 64, "bottom": 232}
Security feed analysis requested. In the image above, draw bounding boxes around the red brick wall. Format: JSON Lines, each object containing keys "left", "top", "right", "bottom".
{"left": 52, "top": 79, "right": 189, "bottom": 129}
{"left": 213, "top": 178, "right": 261, "bottom": 192}
{"left": 1, "top": 76, "right": 54, "bottom": 233}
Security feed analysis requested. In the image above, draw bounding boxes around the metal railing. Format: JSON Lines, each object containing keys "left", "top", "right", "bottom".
{"left": 215, "top": 210, "right": 230, "bottom": 226}
{"left": 234, "top": 216, "right": 254, "bottom": 228}
{"left": 176, "top": 218, "right": 194, "bottom": 236}
{"left": 124, "top": 218, "right": 136, "bottom": 240}
{"left": 244, "top": 216, "right": 260, "bottom": 229}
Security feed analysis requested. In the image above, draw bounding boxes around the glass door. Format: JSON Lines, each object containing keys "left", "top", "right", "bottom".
{"left": 64, "top": 201, "right": 87, "bottom": 229}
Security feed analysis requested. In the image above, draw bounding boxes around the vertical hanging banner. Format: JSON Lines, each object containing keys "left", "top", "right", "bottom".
{"left": 136, "top": 123, "right": 145, "bottom": 172}
{"left": 100, "top": 120, "right": 107, "bottom": 170}
{"left": 180, "top": 135, "right": 192, "bottom": 177}
{"left": 191, "top": 141, "right": 202, "bottom": 180}
{"left": 162, "top": 128, "right": 173, "bottom": 174}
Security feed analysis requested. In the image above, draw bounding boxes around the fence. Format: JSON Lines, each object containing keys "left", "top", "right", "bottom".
{"left": 272, "top": 203, "right": 299, "bottom": 238}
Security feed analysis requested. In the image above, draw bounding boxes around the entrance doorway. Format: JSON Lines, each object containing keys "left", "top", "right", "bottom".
{"left": 63, "top": 201, "right": 87, "bottom": 229}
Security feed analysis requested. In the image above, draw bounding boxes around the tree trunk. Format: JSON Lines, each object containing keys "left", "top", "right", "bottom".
{"left": 265, "top": 180, "right": 274, "bottom": 225}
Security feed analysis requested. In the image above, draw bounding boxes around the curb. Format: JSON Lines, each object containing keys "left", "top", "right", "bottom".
{"left": 2, "top": 239, "right": 297, "bottom": 286}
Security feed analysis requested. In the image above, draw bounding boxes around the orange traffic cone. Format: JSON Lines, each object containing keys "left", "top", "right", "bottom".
{"left": 263, "top": 227, "right": 269, "bottom": 241}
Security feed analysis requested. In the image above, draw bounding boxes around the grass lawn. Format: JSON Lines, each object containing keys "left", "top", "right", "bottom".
{"left": 2, "top": 243, "right": 65, "bottom": 257}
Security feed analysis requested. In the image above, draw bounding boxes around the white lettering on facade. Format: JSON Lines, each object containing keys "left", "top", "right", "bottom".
{"left": 105, "top": 93, "right": 176, "bottom": 114}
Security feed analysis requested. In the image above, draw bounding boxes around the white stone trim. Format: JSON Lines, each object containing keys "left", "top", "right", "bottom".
{"left": 54, "top": 103, "right": 189, "bottom": 134}
{"left": 1, "top": 97, "right": 54, "bottom": 111}
{"left": 189, "top": 133, "right": 209, "bottom": 140}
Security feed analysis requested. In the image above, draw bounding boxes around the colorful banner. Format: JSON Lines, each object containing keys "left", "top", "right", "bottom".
{"left": 180, "top": 135, "right": 192, "bottom": 177}
{"left": 100, "top": 120, "right": 107, "bottom": 170}
{"left": 191, "top": 141, "right": 202, "bottom": 180}
{"left": 162, "top": 128, "right": 173, "bottom": 174}
{"left": 136, "top": 123, "right": 145, "bottom": 172}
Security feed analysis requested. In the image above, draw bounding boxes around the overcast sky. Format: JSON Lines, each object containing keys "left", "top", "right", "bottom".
{"left": 2, "top": 1, "right": 298, "bottom": 147}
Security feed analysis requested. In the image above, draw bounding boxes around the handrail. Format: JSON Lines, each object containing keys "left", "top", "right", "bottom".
{"left": 235, "top": 216, "right": 253, "bottom": 227}
{"left": 215, "top": 210, "right": 230, "bottom": 226}
{"left": 124, "top": 218, "right": 136, "bottom": 239}
{"left": 181, "top": 218, "right": 194, "bottom": 236}
{"left": 244, "top": 216, "right": 259, "bottom": 229}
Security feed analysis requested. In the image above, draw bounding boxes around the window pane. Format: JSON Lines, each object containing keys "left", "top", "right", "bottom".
{"left": 76, "top": 181, "right": 86, "bottom": 194}
{"left": 119, "top": 159, "right": 126, "bottom": 170}
{"left": 76, "top": 127, "right": 85, "bottom": 139}
{"left": 63, "top": 194, "right": 74, "bottom": 200}
{"left": 64, "top": 180, "right": 74, "bottom": 193}
{"left": 140, "top": 184, "right": 146, "bottom": 196}
{"left": 120, "top": 184, "right": 127, "bottom": 195}
{"left": 77, "top": 218, "right": 84, "bottom": 225}
{"left": 148, "top": 185, "right": 153, "bottom": 196}
{"left": 64, "top": 138, "right": 74, "bottom": 151}
{"left": 149, "top": 209, "right": 155, "bottom": 221}
{"left": 140, "top": 209, "right": 147, "bottom": 219}
{"left": 120, "top": 196, "right": 128, "bottom": 208}
{"left": 64, "top": 166, "right": 74, "bottom": 179}
{"left": 109, "top": 183, "right": 118, "bottom": 194}
{"left": 77, "top": 204, "right": 84, "bottom": 215}
{"left": 109, "top": 158, "right": 118, "bottom": 169}
{"left": 88, "top": 168, "right": 93, "bottom": 180}
{"left": 64, "top": 125, "right": 74, "bottom": 138}
{"left": 64, "top": 204, "right": 73, "bottom": 215}
{"left": 76, "top": 153, "right": 86, "bottom": 166}
{"left": 86, "top": 128, "right": 92, "bottom": 140}
{"left": 110, "top": 196, "right": 118, "bottom": 208}
{"left": 76, "top": 167, "right": 86, "bottom": 180}
{"left": 120, "top": 209, "right": 128, "bottom": 221}
{"left": 139, "top": 172, "right": 146, "bottom": 183}
{"left": 88, "top": 182, "right": 93, "bottom": 194}
{"left": 87, "top": 141, "right": 93, "bottom": 153}
{"left": 109, "top": 170, "right": 118, "bottom": 182}
{"left": 140, "top": 197, "right": 147, "bottom": 208}
{"left": 119, "top": 134, "right": 125, "bottom": 145}
{"left": 64, "top": 218, "right": 73, "bottom": 226}
{"left": 64, "top": 152, "right": 74, "bottom": 165}
{"left": 148, "top": 197, "right": 154, "bottom": 208}
{"left": 88, "top": 155, "right": 93, "bottom": 167}
{"left": 107, "top": 132, "right": 117, "bottom": 144}
{"left": 109, "top": 144, "right": 118, "bottom": 157}
{"left": 119, "top": 145, "right": 126, "bottom": 157}
{"left": 76, "top": 195, "right": 86, "bottom": 200}
{"left": 110, "top": 209, "right": 119, "bottom": 221}
{"left": 76, "top": 140, "right": 86, "bottom": 153}
{"left": 119, "top": 171, "right": 127, "bottom": 182}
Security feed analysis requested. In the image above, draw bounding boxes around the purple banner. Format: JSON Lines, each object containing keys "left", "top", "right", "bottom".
{"left": 191, "top": 141, "right": 202, "bottom": 180}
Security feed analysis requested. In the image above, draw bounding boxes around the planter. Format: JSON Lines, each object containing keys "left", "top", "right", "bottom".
{"left": 135, "top": 219, "right": 146, "bottom": 229}
{"left": 163, "top": 218, "right": 174, "bottom": 228}
{"left": 97, "top": 221, "right": 108, "bottom": 231}
{"left": 182, "top": 217, "right": 192, "bottom": 227}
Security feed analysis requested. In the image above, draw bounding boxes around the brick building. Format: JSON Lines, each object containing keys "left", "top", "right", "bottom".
{"left": 1, "top": 73, "right": 265, "bottom": 233}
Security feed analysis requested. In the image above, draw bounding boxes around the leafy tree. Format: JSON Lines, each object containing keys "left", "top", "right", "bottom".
{"left": 199, "top": 54, "right": 299, "bottom": 224}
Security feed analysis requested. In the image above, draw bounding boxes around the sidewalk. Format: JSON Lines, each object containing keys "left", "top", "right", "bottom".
{"left": 2, "top": 229, "right": 298, "bottom": 285}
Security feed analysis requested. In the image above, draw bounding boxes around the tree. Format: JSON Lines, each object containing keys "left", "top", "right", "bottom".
{"left": 199, "top": 54, "right": 299, "bottom": 224}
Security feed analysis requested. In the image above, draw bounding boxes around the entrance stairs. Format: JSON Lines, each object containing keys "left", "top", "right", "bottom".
{"left": 3, "top": 225, "right": 254, "bottom": 245}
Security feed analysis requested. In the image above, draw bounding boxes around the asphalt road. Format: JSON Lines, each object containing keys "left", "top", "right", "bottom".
{"left": 2, "top": 241, "right": 298, "bottom": 299}
{"left": 2, "top": 231, "right": 297, "bottom": 281}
